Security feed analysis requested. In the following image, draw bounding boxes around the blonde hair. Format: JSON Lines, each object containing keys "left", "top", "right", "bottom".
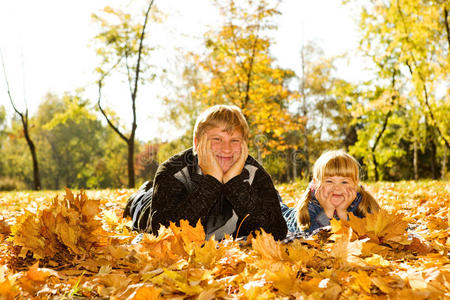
{"left": 296, "top": 150, "right": 380, "bottom": 230}
{"left": 193, "top": 105, "right": 249, "bottom": 153}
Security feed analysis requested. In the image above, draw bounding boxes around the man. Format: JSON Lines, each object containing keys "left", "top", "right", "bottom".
{"left": 124, "top": 105, "right": 287, "bottom": 240}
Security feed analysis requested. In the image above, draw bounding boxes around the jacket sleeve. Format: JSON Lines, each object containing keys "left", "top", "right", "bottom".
{"left": 280, "top": 202, "right": 300, "bottom": 233}
{"left": 222, "top": 167, "right": 287, "bottom": 240}
{"left": 306, "top": 201, "right": 331, "bottom": 234}
{"left": 150, "top": 167, "right": 222, "bottom": 234}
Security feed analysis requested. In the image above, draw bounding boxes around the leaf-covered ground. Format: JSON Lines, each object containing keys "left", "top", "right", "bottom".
{"left": 0, "top": 181, "right": 448, "bottom": 299}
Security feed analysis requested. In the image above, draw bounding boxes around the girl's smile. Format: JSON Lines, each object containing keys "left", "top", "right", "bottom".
{"left": 320, "top": 176, "right": 357, "bottom": 207}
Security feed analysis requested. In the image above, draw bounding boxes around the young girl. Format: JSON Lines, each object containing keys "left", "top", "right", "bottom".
{"left": 281, "top": 150, "right": 380, "bottom": 235}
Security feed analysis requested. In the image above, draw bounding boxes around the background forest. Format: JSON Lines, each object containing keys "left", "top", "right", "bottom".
{"left": 0, "top": 0, "right": 449, "bottom": 190}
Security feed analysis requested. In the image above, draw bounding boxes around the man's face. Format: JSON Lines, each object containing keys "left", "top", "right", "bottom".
{"left": 202, "top": 125, "right": 243, "bottom": 173}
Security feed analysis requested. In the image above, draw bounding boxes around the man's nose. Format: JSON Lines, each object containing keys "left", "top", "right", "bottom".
{"left": 221, "top": 141, "right": 232, "bottom": 153}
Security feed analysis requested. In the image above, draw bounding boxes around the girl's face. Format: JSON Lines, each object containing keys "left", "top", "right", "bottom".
{"left": 318, "top": 176, "right": 357, "bottom": 207}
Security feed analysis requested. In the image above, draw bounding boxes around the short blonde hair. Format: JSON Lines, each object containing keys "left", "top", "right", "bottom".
{"left": 193, "top": 105, "right": 249, "bottom": 151}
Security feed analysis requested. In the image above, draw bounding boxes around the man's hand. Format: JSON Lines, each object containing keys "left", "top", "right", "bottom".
{"left": 197, "top": 134, "right": 223, "bottom": 182}
{"left": 315, "top": 184, "right": 335, "bottom": 219}
{"left": 223, "top": 141, "right": 248, "bottom": 183}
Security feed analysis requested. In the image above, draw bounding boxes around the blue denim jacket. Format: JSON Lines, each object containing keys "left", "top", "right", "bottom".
{"left": 280, "top": 189, "right": 363, "bottom": 235}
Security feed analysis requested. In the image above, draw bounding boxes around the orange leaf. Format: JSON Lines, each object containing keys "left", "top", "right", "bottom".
{"left": 129, "top": 285, "right": 161, "bottom": 300}
{"left": 26, "top": 262, "right": 58, "bottom": 282}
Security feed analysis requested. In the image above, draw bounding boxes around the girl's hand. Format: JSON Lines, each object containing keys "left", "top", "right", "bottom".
{"left": 335, "top": 186, "right": 357, "bottom": 220}
{"left": 315, "top": 184, "right": 335, "bottom": 219}
{"left": 223, "top": 141, "right": 248, "bottom": 183}
{"left": 198, "top": 134, "right": 223, "bottom": 182}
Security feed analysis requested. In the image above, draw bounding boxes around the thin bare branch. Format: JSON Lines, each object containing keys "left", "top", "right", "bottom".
{"left": 97, "top": 78, "right": 129, "bottom": 143}
{"left": 131, "top": 0, "right": 155, "bottom": 133}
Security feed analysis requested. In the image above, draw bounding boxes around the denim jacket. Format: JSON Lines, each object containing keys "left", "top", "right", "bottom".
{"left": 280, "top": 189, "right": 363, "bottom": 235}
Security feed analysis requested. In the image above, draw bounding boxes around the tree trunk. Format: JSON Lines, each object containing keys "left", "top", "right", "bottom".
{"left": 286, "top": 153, "right": 291, "bottom": 182}
{"left": 372, "top": 152, "right": 379, "bottom": 181}
{"left": 300, "top": 45, "right": 310, "bottom": 179}
{"left": 413, "top": 139, "right": 418, "bottom": 180}
{"left": 292, "top": 150, "right": 297, "bottom": 179}
{"left": 127, "top": 138, "right": 135, "bottom": 188}
{"left": 370, "top": 72, "right": 397, "bottom": 181}
{"left": 2, "top": 58, "right": 41, "bottom": 190}
{"left": 430, "top": 138, "right": 437, "bottom": 179}
{"left": 23, "top": 124, "right": 41, "bottom": 190}
{"left": 442, "top": 145, "right": 448, "bottom": 180}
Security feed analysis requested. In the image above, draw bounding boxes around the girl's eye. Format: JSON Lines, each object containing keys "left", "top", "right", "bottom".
{"left": 231, "top": 140, "right": 240, "bottom": 143}
{"left": 212, "top": 138, "right": 221, "bottom": 141}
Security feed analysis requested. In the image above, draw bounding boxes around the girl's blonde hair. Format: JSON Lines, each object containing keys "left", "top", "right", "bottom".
{"left": 193, "top": 105, "right": 249, "bottom": 153}
{"left": 296, "top": 150, "right": 380, "bottom": 230}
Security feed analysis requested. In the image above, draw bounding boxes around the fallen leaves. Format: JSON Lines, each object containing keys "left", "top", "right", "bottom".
{"left": 9, "top": 189, "right": 111, "bottom": 262}
{"left": 0, "top": 181, "right": 448, "bottom": 298}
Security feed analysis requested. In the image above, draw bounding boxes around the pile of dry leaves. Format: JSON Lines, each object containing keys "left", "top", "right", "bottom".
{"left": 0, "top": 181, "right": 448, "bottom": 299}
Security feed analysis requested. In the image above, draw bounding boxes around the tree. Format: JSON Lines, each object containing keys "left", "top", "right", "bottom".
{"left": 34, "top": 93, "right": 109, "bottom": 189}
{"left": 187, "top": 0, "right": 296, "bottom": 156}
{"left": 292, "top": 42, "right": 338, "bottom": 178}
{"left": 345, "top": 0, "right": 450, "bottom": 178}
{"left": 92, "top": 1, "right": 156, "bottom": 188}
{"left": 1, "top": 53, "right": 41, "bottom": 190}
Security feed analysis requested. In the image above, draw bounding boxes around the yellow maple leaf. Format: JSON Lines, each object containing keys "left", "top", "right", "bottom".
{"left": 330, "top": 227, "right": 365, "bottom": 267}
{"left": 349, "top": 270, "right": 372, "bottom": 293}
{"left": 335, "top": 210, "right": 410, "bottom": 247}
{"left": 0, "top": 265, "right": 18, "bottom": 300}
{"left": 364, "top": 254, "right": 390, "bottom": 267}
{"left": 285, "top": 240, "right": 315, "bottom": 266}
{"left": 170, "top": 219, "right": 205, "bottom": 253}
{"left": 298, "top": 277, "right": 323, "bottom": 296}
{"left": 242, "top": 279, "right": 275, "bottom": 300}
{"left": 251, "top": 229, "right": 287, "bottom": 261}
{"left": 371, "top": 276, "right": 393, "bottom": 294}
{"left": 193, "top": 238, "right": 222, "bottom": 267}
{"left": 10, "top": 212, "right": 47, "bottom": 259}
{"left": 0, "top": 278, "right": 19, "bottom": 300}
{"left": 265, "top": 263, "right": 301, "bottom": 295}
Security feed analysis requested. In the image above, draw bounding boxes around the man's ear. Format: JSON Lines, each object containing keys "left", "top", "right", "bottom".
{"left": 194, "top": 137, "right": 198, "bottom": 151}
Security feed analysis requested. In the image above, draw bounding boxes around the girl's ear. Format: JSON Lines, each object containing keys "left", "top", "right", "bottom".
{"left": 311, "top": 179, "right": 319, "bottom": 192}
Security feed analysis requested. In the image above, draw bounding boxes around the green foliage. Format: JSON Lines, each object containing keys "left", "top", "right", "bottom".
{"left": 0, "top": 105, "right": 6, "bottom": 133}
{"left": 0, "top": 177, "right": 26, "bottom": 191}
{"left": 34, "top": 93, "right": 107, "bottom": 189}
{"left": 157, "top": 134, "right": 192, "bottom": 165}
{"left": 261, "top": 154, "right": 287, "bottom": 183}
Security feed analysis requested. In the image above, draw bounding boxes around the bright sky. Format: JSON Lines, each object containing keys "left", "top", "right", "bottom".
{"left": 0, "top": 0, "right": 368, "bottom": 142}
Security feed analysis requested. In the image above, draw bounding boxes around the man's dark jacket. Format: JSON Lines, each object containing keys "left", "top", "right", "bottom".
{"left": 124, "top": 148, "right": 287, "bottom": 241}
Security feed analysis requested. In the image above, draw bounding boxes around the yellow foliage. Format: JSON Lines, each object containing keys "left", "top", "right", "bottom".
{"left": 0, "top": 181, "right": 448, "bottom": 298}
